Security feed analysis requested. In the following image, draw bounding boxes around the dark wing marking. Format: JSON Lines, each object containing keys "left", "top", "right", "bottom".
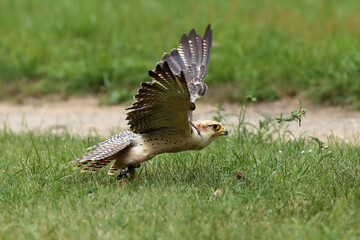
{"left": 126, "top": 61, "right": 194, "bottom": 135}
{"left": 66, "top": 131, "right": 135, "bottom": 172}
{"left": 159, "top": 25, "right": 212, "bottom": 103}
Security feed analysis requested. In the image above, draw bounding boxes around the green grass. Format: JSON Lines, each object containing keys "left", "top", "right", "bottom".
{"left": 1, "top": 0, "right": 360, "bottom": 106}
{"left": 1, "top": 126, "right": 360, "bottom": 239}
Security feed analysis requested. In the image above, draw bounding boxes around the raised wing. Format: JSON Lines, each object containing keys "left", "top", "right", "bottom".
{"left": 126, "top": 61, "right": 195, "bottom": 135}
{"left": 160, "top": 25, "right": 213, "bottom": 102}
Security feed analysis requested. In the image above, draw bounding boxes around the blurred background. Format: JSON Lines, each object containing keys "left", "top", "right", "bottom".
{"left": 1, "top": 0, "right": 360, "bottom": 107}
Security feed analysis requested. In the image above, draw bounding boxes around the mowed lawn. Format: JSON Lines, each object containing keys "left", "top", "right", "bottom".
{"left": 1, "top": 0, "right": 360, "bottom": 106}
{"left": 0, "top": 127, "right": 359, "bottom": 239}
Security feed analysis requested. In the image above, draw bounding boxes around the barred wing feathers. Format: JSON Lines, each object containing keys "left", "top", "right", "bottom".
{"left": 160, "top": 25, "right": 212, "bottom": 102}
{"left": 126, "top": 62, "right": 195, "bottom": 135}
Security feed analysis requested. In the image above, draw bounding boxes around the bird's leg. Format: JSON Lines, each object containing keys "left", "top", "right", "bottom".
{"left": 117, "top": 164, "right": 141, "bottom": 186}
{"left": 117, "top": 169, "right": 128, "bottom": 187}
{"left": 127, "top": 167, "right": 136, "bottom": 181}
{"left": 128, "top": 164, "right": 141, "bottom": 181}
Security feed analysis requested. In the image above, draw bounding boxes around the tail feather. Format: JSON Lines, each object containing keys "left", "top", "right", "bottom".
{"left": 65, "top": 131, "right": 135, "bottom": 173}
{"left": 81, "top": 159, "right": 113, "bottom": 173}
{"left": 108, "top": 160, "right": 123, "bottom": 175}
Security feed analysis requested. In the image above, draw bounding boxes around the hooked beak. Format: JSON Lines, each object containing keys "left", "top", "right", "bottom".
{"left": 219, "top": 126, "right": 228, "bottom": 136}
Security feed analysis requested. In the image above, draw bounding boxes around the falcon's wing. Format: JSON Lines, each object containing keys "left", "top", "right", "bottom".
{"left": 66, "top": 131, "right": 135, "bottom": 172}
{"left": 126, "top": 61, "right": 195, "bottom": 135}
{"left": 159, "top": 25, "right": 212, "bottom": 103}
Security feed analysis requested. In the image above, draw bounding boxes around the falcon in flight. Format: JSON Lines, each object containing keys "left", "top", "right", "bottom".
{"left": 67, "top": 25, "right": 228, "bottom": 184}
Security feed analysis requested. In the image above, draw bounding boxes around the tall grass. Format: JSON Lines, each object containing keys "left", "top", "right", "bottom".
{"left": 1, "top": 0, "right": 360, "bottom": 106}
{"left": 1, "top": 115, "right": 360, "bottom": 238}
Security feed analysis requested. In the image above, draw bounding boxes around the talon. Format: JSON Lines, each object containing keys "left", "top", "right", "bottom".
{"left": 117, "top": 169, "right": 129, "bottom": 187}
{"left": 117, "top": 165, "right": 140, "bottom": 186}
{"left": 116, "top": 174, "right": 128, "bottom": 181}
{"left": 118, "top": 177, "right": 127, "bottom": 187}
{"left": 117, "top": 169, "right": 129, "bottom": 181}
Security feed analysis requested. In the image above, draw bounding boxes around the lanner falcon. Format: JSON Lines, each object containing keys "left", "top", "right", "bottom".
{"left": 67, "top": 25, "right": 228, "bottom": 184}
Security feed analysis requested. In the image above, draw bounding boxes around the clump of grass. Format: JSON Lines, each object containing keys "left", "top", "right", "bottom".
{"left": 243, "top": 99, "right": 306, "bottom": 163}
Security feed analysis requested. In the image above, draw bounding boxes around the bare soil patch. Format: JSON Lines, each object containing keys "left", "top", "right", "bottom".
{"left": 1, "top": 97, "right": 359, "bottom": 141}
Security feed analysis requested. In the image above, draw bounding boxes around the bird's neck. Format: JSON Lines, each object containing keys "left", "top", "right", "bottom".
{"left": 189, "top": 121, "right": 215, "bottom": 150}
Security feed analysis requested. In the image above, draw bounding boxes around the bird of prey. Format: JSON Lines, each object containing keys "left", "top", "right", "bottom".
{"left": 66, "top": 25, "right": 228, "bottom": 184}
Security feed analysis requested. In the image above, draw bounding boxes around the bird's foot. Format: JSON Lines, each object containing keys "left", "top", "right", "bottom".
{"left": 117, "top": 164, "right": 142, "bottom": 187}
{"left": 117, "top": 169, "right": 128, "bottom": 187}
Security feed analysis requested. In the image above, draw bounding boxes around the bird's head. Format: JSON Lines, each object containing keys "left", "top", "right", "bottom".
{"left": 191, "top": 120, "right": 228, "bottom": 147}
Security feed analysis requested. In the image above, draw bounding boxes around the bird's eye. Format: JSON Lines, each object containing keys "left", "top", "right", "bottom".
{"left": 210, "top": 124, "right": 220, "bottom": 131}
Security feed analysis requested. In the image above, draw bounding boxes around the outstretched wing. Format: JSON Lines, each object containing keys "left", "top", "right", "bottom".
{"left": 159, "top": 25, "right": 212, "bottom": 103}
{"left": 66, "top": 131, "right": 135, "bottom": 172}
{"left": 126, "top": 61, "right": 195, "bottom": 135}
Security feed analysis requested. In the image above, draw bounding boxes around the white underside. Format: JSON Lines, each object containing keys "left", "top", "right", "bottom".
{"left": 121, "top": 128, "right": 215, "bottom": 167}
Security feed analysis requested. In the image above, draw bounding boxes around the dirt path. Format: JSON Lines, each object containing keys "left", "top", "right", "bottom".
{"left": 1, "top": 97, "right": 359, "bottom": 141}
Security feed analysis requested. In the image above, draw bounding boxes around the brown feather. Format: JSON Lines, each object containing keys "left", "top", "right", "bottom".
{"left": 159, "top": 25, "right": 213, "bottom": 104}
{"left": 126, "top": 62, "right": 194, "bottom": 135}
